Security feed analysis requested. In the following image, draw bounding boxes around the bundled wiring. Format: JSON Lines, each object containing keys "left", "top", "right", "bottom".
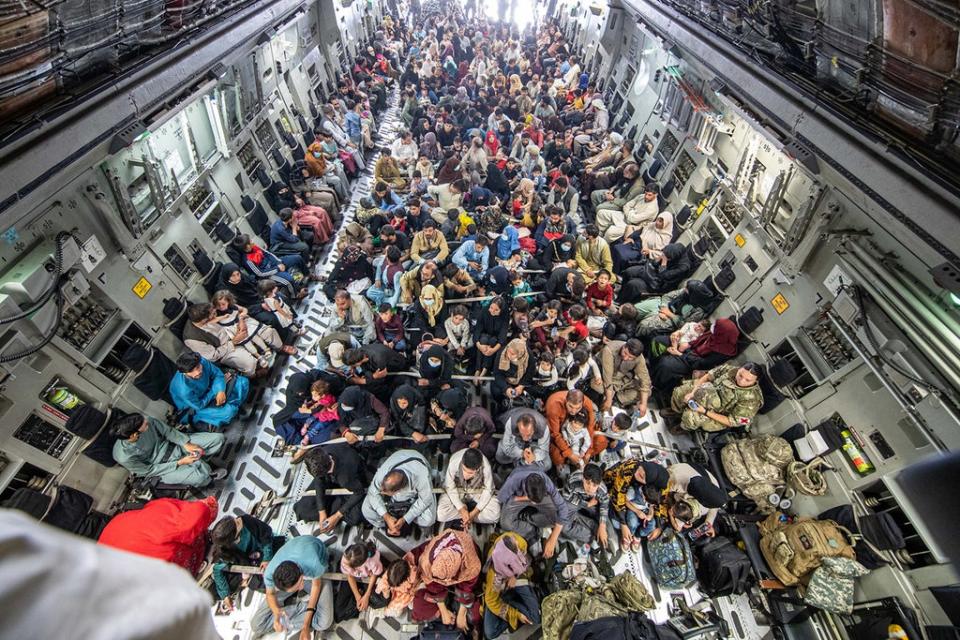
{"left": 0, "top": 232, "right": 75, "bottom": 363}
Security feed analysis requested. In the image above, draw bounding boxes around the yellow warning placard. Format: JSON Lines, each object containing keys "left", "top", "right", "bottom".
{"left": 734, "top": 234, "right": 746, "bottom": 247}
{"left": 132, "top": 277, "right": 153, "bottom": 299}
{"left": 771, "top": 293, "right": 790, "bottom": 315}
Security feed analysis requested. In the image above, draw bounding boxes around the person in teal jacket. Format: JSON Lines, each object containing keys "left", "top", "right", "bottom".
{"left": 210, "top": 513, "right": 283, "bottom": 610}
{"left": 169, "top": 351, "right": 249, "bottom": 429}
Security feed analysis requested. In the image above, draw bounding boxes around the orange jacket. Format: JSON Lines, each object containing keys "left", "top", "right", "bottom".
{"left": 304, "top": 142, "right": 326, "bottom": 177}
{"left": 544, "top": 390, "right": 606, "bottom": 461}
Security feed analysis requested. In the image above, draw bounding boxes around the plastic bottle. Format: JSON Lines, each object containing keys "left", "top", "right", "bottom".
{"left": 47, "top": 387, "right": 82, "bottom": 411}
{"left": 840, "top": 428, "right": 875, "bottom": 476}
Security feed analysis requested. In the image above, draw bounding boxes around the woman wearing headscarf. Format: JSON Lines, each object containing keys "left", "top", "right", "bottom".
{"left": 612, "top": 211, "right": 675, "bottom": 273}
{"left": 338, "top": 222, "right": 375, "bottom": 254}
{"left": 415, "top": 118, "right": 435, "bottom": 145}
{"left": 652, "top": 317, "right": 741, "bottom": 391}
{"left": 492, "top": 338, "right": 532, "bottom": 404}
{"left": 215, "top": 263, "right": 290, "bottom": 340}
{"left": 265, "top": 181, "right": 296, "bottom": 214}
{"left": 473, "top": 296, "right": 509, "bottom": 378}
{"left": 462, "top": 136, "right": 489, "bottom": 186}
{"left": 508, "top": 74, "right": 523, "bottom": 96}
{"left": 209, "top": 513, "right": 280, "bottom": 610}
{"left": 335, "top": 386, "right": 390, "bottom": 445}
{"left": 484, "top": 130, "right": 500, "bottom": 158}
{"left": 426, "top": 386, "right": 469, "bottom": 451}
{"left": 291, "top": 195, "right": 334, "bottom": 245}
{"left": 410, "top": 284, "right": 447, "bottom": 339}
{"left": 619, "top": 243, "right": 693, "bottom": 303}
{"left": 483, "top": 532, "right": 539, "bottom": 640}
{"left": 436, "top": 154, "right": 462, "bottom": 185}
{"left": 411, "top": 528, "right": 483, "bottom": 628}
{"left": 420, "top": 131, "right": 442, "bottom": 162}
{"left": 390, "top": 384, "right": 429, "bottom": 452}
{"left": 635, "top": 278, "right": 721, "bottom": 338}
{"left": 603, "top": 459, "right": 670, "bottom": 550}
{"left": 418, "top": 343, "right": 455, "bottom": 394}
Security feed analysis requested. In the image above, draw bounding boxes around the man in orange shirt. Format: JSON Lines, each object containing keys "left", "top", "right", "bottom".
{"left": 544, "top": 389, "right": 608, "bottom": 470}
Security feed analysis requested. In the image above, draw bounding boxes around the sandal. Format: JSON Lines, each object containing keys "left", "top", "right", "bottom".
{"left": 281, "top": 345, "right": 298, "bottom": 355}
{"left": 630, "top": 538, "right": 641, "bottom": 552}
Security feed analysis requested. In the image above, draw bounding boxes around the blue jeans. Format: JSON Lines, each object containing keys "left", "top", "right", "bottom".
{"left": 621, "top": 486, "right": 657, "bottom": 538}
{"left": 483, "top": 585, "right": 540, "bottom": 639}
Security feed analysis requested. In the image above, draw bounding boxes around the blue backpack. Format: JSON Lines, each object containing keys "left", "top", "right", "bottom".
{"left": 648, "top": 527, "right": 696, "bottom": 588}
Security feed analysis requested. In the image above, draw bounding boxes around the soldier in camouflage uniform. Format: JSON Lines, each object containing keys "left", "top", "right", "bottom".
{"left": 670, "top": 362, "right": 763, "bottom": 432}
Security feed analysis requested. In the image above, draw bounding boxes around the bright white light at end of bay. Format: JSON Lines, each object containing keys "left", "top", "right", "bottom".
{"left": 478, "top": 0, "right": 536, "bottom": 30}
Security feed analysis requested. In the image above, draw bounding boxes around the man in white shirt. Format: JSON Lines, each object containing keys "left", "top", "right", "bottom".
{"left": 597, "top": 183, "right": 661, "bottom": 243}
{"left": 437, "top": 447, "right": 501, "bottom": 527}
{"left": 391, "top": 130, "right": 419, "bottom": 177}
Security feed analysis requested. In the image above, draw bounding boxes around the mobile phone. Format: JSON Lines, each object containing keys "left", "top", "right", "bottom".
{"left": 687, "top": 399, "right": 700, "bottom": 411}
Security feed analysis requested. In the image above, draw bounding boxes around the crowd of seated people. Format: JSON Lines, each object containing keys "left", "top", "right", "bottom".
{"left": 103, "top": 6, "right": 768, "bottom": 640}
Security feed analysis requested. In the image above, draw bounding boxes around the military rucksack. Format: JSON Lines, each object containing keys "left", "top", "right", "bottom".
{"left": 802, "top": 556, "right": 870, "bottom": 614}
{"left": 720, "top": 434, "right": 794, "bottom": 511}
{"left": 759, "top": 514, "right": 856, "bottom": 586}
{"left": 542, "top": 589, "right": 583, "bottom": 640}
{"left": 648, "top": 527, "right": 696, "bottom": 589}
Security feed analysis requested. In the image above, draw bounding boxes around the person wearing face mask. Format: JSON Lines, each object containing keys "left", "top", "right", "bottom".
{"left": 410, "top": 284, "right": 448, "bottom": 339}
{"left": 418, "top": 343, "right": 455, "bottom": 393}
{"left": 390, "top": 384, "right": 430, "bottom": 452}
{"left": 546, "top": 234, "right": 578, "bottom": 271}
{"left": 305, "top": 139, "right": 348, "bottom": 201}
{"left": 533, "top": 205, "right": 576, "bottom": 255}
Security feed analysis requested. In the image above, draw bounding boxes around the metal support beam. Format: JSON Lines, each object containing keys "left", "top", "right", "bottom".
{"left": 0, "top": 0, "right": 307, "bottom": 223}
{"left": 622, "top": 0, "right": 960, "bottom": 265}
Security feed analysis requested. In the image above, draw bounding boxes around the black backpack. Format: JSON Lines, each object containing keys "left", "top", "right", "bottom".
{"left": 694, "top": 535, "right": 752, "bottom": 597}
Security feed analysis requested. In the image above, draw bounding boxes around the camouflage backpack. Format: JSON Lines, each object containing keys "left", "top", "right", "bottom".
{"left": 541, "top": 589, "right": 583, "bottom": 640}
{"left": 759, "top": 514, "right": 857, "bottom": 586}
{"left": 802, "top": 556, "right": 870, "bottom": 614}
{"left": 720, "top": 434, "right": 794, "bottom": 511}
